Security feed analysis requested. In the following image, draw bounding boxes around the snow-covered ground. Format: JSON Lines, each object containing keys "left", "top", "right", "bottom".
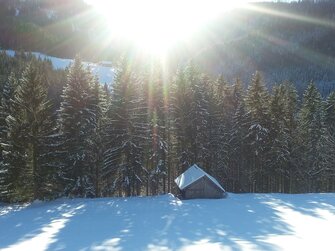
{"left": 3, "top": 50, "right": 115, "bottom": 84}
{"left": 1, "top": 193, "right": 335, "bottom": 251}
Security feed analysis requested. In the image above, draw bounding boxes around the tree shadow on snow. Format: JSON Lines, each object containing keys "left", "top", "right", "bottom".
{"left": 0, "top": 193, "right": 334, "bottom": 251}
{"left": 0, "top": 199, "right": 86, "bottom": 250}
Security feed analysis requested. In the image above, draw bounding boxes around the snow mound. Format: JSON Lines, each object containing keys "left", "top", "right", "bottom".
{"left": 1, "top": 193, "right": 335, "bottom": 250}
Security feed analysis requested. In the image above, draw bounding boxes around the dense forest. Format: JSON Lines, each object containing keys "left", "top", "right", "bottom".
{"left": 0, "top": 52, "right": 334, "bottom": 203}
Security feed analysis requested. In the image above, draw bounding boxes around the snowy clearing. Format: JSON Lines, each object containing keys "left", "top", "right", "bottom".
{"left": 1, "top": 193, "right": 335, "bottom": 251}
{"left": 3, "top": 50, "right": 115, "bottom": 84}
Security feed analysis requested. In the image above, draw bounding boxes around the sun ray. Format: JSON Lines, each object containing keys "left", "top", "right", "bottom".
{"left": 254, "top": 30, "right": 334, "bottom": 70}
{"left": 243, "top": 3, "right": 335, "bottom": 29}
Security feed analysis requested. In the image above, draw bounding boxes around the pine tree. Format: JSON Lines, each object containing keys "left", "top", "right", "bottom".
{"left": 190, "top": 73, "right": 211, "bottom": 169}
{"left": 244, "top": 72, "right": 270, "bottom": 192}
{"left": 171, "top": 67, "right": 194, "bottom": 173}
{"left": 321, "top": 92, "right": 335, "bottom": 191}
{"left": 224, "top": 78, "right": 248, "bottom": 191}
{"left": 207, "top": 75, "right": 230, "bottom": 187}
{"left": 2, "top": 64, "right": 54, "bottom": 201}
{"left": 268, "top": 83, "right": 298, "bottom": 192}
{"left": 103, "top": 60, "right": 148, "bottom": 196}
{"left": 143, "top": 68, "right": 168, "bottom": 195}
{"left": 297, "top": 83, "right": 326, "bottom": 192}
{"left": 58, "top": 57, "right": 97, "bottom": 197}
{"left": 86, "top": 76, "right": 108, "bottom": 197}
{"left": 0, "top": 73, "right": 17, "bottom": 201}
{"left": 230, "top": 91, "right": 252, "bottom": 192}
{"left": 282, "top": 83, "right": 298, "bottom": 193}
{"left": 325, "top": 92, "right": 335, "bottom": 135}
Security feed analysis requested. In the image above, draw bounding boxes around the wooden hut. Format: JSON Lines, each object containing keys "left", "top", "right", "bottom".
{"left": 174, "top": 164, "right": 226, "bottom": 199}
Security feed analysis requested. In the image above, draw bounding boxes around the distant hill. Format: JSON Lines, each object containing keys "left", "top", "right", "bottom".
{"left": 0, "top": 0, "right": 335, "bottom": 94}
{"left": 0, "top": 0, "right": 106, "bottom": 60}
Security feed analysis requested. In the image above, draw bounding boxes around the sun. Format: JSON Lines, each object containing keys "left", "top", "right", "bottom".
{"left": 86, "top": 0, "right": 246, "bottom": 56}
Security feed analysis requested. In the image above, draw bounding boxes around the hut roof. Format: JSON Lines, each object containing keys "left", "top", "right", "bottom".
{"left": 174, "top": 164, "right": 225, "bottom": 192}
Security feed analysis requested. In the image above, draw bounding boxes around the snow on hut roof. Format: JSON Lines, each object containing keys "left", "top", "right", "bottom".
{"left": 174, "top": 164, "right": 225, "bottom": 192}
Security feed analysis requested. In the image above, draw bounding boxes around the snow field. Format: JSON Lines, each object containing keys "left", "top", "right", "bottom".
{"left": 3, "top": 50, "right": 115, "bottom": 84}
{"left": 1, "top": 193, "right": 335, "bottom": 250}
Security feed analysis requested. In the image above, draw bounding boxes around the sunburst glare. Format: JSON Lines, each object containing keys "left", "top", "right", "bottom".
{"left": 86, "top": 0, "right": 247, "bottom": 56}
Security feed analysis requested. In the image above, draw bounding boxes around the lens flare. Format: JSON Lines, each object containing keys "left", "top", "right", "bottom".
{"left": 86, "top": 0, "right": 246, "bottom": 56}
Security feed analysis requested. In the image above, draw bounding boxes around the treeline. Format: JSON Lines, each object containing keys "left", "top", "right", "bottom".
{"left": 0, "top": 54, "right": 335, "bottom": 203}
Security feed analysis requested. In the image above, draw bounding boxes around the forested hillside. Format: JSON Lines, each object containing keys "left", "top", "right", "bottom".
{"left": 1, "top": 0, "right": 335, "bottom": 94}
{"left": 0, "top": 0, "right": 99, "bottom": 59}
{"left": 193, "top": 0, "right": 335, "bottom": 95}
{"left": 0, "top": 53, "right": 334, "bottom": 202}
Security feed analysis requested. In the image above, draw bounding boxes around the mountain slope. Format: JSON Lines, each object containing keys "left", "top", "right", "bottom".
{"left": 185, "top": 2, "right": 335, "bottom": 94}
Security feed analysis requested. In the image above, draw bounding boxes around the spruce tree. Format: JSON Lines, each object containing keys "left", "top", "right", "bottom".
{"left": 282, "top": 83, "right": 298, "bottom": 193}
{"left": 103, "top": 60, "right": 148, "bottom": 196}
{"left": 297, "top": 83, "right": 326, "bottom": 192}
{"left": 2, "top": 64, "right": 54, "bottom": 201}
{"left": 207, "top": 75, "right": 228, "bottom": 187}
{"left": 244, "top": 72, "right": 270, "bottom": 192}
{"left": 268, "top": 83, "right": 297, "bottom": 192}
{"left": 0, "top": 73, "right": 17, "bottom": 201}
{"left": 225, "top": 78, "right": 249, "bottom": 192}
{"left": 143, "top": 68, "right": 168, "bottom": 195}
{"left": 325, "top": 92, "right": 335, "bottom": 135}
{"left": 190, "top": 74, "right": 211, "bottom": 169}
{"left": 321, "top": 92, "right": 335, "bottom": 190}
{"left": 230, "top": 93, "right": 252, "bottom": 192}
{"left": 58, "top": 57, "right": 97, "bottom": 197}
{"left": 171, "top": 67, "right": 194, "bottom": 173}
{"left": 86, "top": 76, "right": 108, "bottom": 197}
